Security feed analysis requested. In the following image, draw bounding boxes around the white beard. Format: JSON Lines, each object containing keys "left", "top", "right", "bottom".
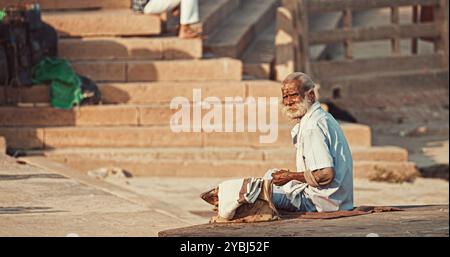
{"left": 282, "top": 96, "right": 311, "bottom": 121}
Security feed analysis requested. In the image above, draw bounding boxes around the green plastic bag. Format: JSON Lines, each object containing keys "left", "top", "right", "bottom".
{"left": 0, "top": 10, "right": 6, "bottom": 22}
{"left": 32, "top": 57, "right": 83, "bottom": 109}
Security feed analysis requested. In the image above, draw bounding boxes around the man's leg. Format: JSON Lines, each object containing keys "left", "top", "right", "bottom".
{"left": 180, "top": 0, "right": 199, "bottom": 25}
{"left": 143, "top": 0, "right": 181, "bottom": 14}
{"left": 272, "top": 185, "right": 300, "bottom": 212}
{"left": 179, "top": 0, "right": 200, "bottom": 38}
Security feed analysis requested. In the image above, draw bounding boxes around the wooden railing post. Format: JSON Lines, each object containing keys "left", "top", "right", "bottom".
{"left": 435, "top": 0, "right": 449, "bottom": 67}
{"left": 343, "top": 8, "right": 353, "bottom": 59}
{"left": 412, "top": 5, "right": 419, "bottom": 54}
{"left": 280, "top": 0, "right": 302, "bottom": 73}
{"left": 444, "top": 0, "right": 449, "bottom": 67}
{"left": 391, "top": 6, "right": 401, "bottom": 55}
{"left": 296, "top": 0, "right": 311, "bottom": 74}
{"left": 275, "top": 6, "right": 296, "bottom": 81}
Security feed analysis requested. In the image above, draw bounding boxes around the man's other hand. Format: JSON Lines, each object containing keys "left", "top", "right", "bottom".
{"left": 271, "top": 169, "right": 293, "bottom": 186}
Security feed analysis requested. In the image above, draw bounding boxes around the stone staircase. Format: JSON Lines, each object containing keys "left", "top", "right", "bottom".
{"left": 0, "top": 0, "right": 418, "bottom": 180}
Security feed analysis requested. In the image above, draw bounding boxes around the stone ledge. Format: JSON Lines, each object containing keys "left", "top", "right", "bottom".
{"left": 42, "top": 9, "right": 161, "bottom": 37}
{"left": 158, "top": 205, "right": 449, "bottom": 237}
{"left": 1, "top": 0, "right": 130, "bottom": 10}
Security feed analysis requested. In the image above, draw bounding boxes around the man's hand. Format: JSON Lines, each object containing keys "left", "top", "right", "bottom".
{"left": 271, "top": 169, "right": 294, "bottom": 186}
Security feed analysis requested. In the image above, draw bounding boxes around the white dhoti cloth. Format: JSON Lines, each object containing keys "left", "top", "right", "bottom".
{"left": 218, "top": 178, "right": 264, "bottom": 220}
{"left": 144, "top": 0, "right": 199, "bottom": 25}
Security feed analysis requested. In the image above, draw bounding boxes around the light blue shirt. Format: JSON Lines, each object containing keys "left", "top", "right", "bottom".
{"left": 291, "top": 101, "right": 354, "bottom": 212}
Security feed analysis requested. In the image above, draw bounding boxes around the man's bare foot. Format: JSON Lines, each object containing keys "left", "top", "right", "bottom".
{"left": 178, "top": 24, "right": 202, "bottom": 39}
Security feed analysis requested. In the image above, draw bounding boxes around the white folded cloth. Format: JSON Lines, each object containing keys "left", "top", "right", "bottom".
{"left": 218, "top": 178, "right": 264, "bottom": 220}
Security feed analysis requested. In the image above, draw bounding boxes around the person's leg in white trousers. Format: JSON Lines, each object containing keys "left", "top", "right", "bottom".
{"left": 144, "top": 0, "right": 200, "bottom": 38}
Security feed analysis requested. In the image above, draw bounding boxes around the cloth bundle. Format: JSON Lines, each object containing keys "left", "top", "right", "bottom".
{"left": 203, "top": 178, "right": 402, "bottom": 223}
{"left": 210, "top": 178, "right": 279, "bottom": 223}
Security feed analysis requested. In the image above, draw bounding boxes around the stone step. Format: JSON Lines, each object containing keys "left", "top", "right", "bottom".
{"left": 0, "top": 123, "right": 371, "bottom": 149}
{"left": 242, "top": 23, "right": 276, "bottom": 79}
{"left": 0, "top": 101, "right": 328, "bottom": 127}
{"left": 42, "top": 9, "right": 161, "bottom": 37}
{"left": 1, "top": 0, "right": 130, "bottom": 10}
{"left": 70, "top": 58, "right": 242, "bottom": 82}
{"left": 205, "top": 0, "right": 278, "bottom": 58}
{"left": 27, "top": 150, "right": 417, "bottom": 180}
{"left": 255, "top": 146, "right": 408, "bottom": 163}
{"left": 59, "top": 37, "right": 202, "bottom": 61}
{"left": 0, "top": 105, "right": 140, "bottom": 127}
{"left": 25, "top": 145, "right": 408, "bottom": 163}
{"left": 0, "top": 80, "right": 281, "bottom": 104}
{"left": 348, "top": 146, "right": 408, "bottom": 162}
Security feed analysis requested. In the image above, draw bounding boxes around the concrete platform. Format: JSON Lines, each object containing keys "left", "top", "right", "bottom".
{"left": 0, "top": 154, "right": 202, "bottom": 236}
{"left": 158, "top": 205, "right": 449, "bottom": 237}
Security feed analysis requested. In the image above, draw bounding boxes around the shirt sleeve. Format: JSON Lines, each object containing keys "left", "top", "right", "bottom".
{"left": 301, "top": 124, "right": 334, "bottom": 171}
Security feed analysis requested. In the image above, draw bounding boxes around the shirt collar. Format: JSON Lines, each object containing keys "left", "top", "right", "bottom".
{"left": 305, "top": 101, "right": 321, "bottom": 117}
{"left": 299, "top": 101, "right": 321, "bottom": 124}
{"left": 291, "top": 101, "right": 321, "bottom": 138}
